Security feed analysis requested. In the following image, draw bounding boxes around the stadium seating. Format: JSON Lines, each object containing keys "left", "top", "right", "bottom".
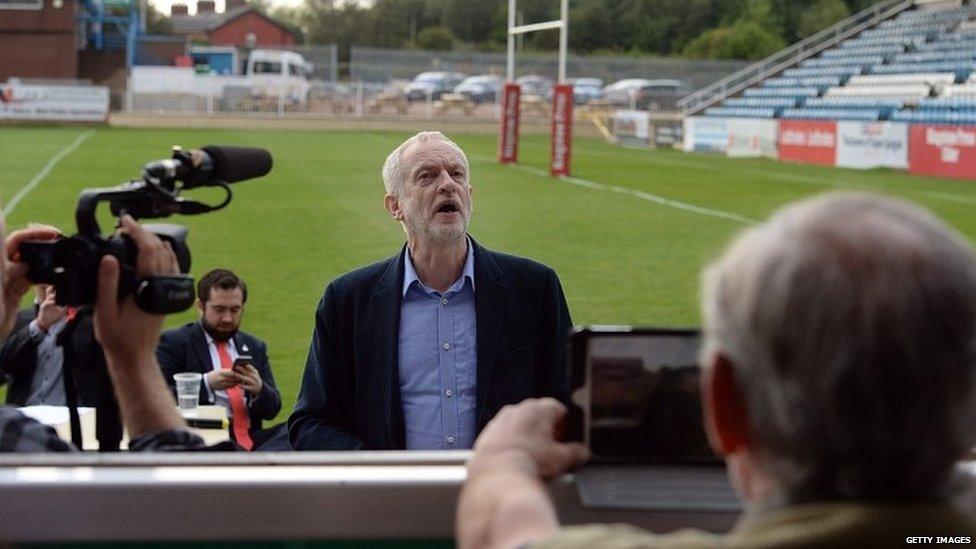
{"left": 703, "top": 2, "right": 976, "bottom": 124}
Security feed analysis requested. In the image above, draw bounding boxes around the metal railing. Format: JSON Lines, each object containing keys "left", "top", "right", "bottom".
{"left": 677, "top": 0, "right": 915, "bottom": 116}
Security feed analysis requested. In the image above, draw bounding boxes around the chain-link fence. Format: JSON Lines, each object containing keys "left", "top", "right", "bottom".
{"left": 123, "top": 46, "right": 746, "bottom": 122}
{"left": 349, "top": 47, "right": 749, "bottom": 91}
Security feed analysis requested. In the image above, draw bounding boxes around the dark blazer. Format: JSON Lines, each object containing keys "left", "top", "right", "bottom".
{"left": 156, "top": 322, "right": 282, "bottom": 432}
{"left": 288, "top": 238, "right": 572, "bottom": 450}
{"left": 0, "top": 307, "right": 109, "bottom": 407}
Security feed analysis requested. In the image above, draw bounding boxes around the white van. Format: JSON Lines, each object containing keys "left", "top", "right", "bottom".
{"left": 245, "top": 49, "right": 311, "bottom": 104}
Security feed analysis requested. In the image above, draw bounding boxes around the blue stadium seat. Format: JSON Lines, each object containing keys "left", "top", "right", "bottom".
{"left": 781, "top": 108, "right": 883, "bottom": 121}
{"left": 890, "top": 110, "right": 976, "bottom": 124}
{"left": 722, "top": 97, "right": 798, "bottom": 108}
{"left": 784, "top": 66, "right": 863, "bottom": 79}
{"left": 918, "top": 97, "right": 976, "bottom": 109}
{"left": 743, "top": 87, "right": 821, "bottom": 98}
{"left": 703, "top": 107, "right": 778, "bottom": 118}
{"left": 802, "top": 56, "right": 885, "bottom": 68}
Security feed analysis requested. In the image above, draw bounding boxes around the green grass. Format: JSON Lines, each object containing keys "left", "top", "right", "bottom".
{"left": 3, "top": 125, "right": 976, "bottom": 422}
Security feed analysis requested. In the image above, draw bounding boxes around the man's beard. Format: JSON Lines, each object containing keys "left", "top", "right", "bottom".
{"left": 202, "top": 320, "right": 238, "bottom": 342}
{"left": 403, "top": 203, "right": 468, "bottom": 243}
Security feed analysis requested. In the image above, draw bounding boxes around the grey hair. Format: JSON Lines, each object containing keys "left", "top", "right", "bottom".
{"left": 381, "top": 131, "right": 469, "bottom": 196}
{"left": 702, "top": 192, "right": 976, "bottom": 501}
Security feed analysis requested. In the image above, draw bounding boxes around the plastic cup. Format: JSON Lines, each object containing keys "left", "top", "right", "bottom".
{"left": 174, "top": 372, "right": 202, "bottom": 412}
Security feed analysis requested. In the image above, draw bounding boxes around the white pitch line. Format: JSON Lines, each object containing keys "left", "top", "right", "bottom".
{"left": 474, "top": 156, "right": 757, "bottom": 225}
{"left": 5, "top": 129, "right": 96, "bottom": 216}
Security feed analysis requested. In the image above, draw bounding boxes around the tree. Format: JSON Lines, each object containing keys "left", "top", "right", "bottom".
{"left": 145, "top": 2, "right": 172, "bottom": 35}
{"left": 797, "top": 0, "right": 850, "bottom": 38}
{"left": 683, "top": 20, "right": 786, "bottom": 60}
{"left": 417, "top": 26, "right": 455, "bottom": 50}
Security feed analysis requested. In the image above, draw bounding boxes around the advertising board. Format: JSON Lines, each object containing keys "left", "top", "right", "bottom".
{"left": 550, "top": 83, "right": 573, "bottom": 177}
{"left": 778, "top": 120, "right": 837, "bottom": 166}
{"left": 727, "top": 118, "right": 778, "bottom": 159}
{"left": 0, "top": 82, "right": 109, "bottom": 122}
{"left": 909, "top": 124, "right": 976, "bottom": 180}
{"left": 613, "top": 110, "right": 650, "bottom": 148}
{"left": 683, "top": 116, "right": 729, "bottom": 154}
{"left": 836, "top": 121, "right": 908, "bottom": 170}
{"left": 498, "top": 82, "right": 521, "bottom": 164}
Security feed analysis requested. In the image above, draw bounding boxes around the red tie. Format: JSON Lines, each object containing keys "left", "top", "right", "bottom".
{"left": 216, "top": 340, "right": 254, "bottom": 450}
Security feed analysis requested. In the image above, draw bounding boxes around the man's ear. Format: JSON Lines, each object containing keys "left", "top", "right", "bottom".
{"left": 196, "top": 299, "right": 205, "bottom": 314}
{"left": 384, "top": 193, "right": 402, "bottom": 220}
{"left": 702, "top": 352, "right": 750, "bottom": 456}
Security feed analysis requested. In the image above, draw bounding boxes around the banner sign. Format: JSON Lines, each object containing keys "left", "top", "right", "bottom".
{"left": 550, "top": 84, "right": 573, "bottom": 177}
{"left": 909, "top": 124, "right": 976, "bottom": 180}
{"left": 0, "top": 82, "right": 108, "bottom": 122}
{"left": 727, "top": 118, "right": 778, "bottom": 159}
{"left": 778, "top": 119, "right": 837, "bottom": 166}
{"left": 613, "top": 110, "right": 650, "bottom": 148}
{"left": 836, "top": 121, "right": 908, "bottom": 170}
{"left": 498, "top": 82, "right": 521, "bottom": 164}
{"left": 683, "top": 116, "right": 728, "bottom": 154}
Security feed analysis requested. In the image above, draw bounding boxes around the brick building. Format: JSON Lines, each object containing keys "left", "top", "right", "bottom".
{"left": 169, "top": 0, "right": 296, "bottom": 48}
{"left": 0, "top": 0, "right": 79, "bottom": 81}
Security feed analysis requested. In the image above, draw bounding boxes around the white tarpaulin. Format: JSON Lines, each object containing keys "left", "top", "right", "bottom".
{"left": 683, "top": 116, "right": 729, "bottom": 154}
{"left": 726, "top": 118, "right": 778, "bottom": 159}
{"left": 836, "top": 121, "right": 909, "bottom": 170}
{"left": 0, "top": 82, "right": 109, "bottom": 122}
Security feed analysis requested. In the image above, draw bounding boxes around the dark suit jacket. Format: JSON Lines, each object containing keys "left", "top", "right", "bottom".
{"left": 288, "top": 238, "right": 572, "bottom": 450}
{"left": 156, "top": 322, "right": 282, "bottom": 433}
{"left": 0, "top": 307, "right": 110, "bottom": 407}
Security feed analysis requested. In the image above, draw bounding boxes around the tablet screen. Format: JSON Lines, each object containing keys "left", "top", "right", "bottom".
{"left": 569, "top": 328, "right": 718, "bottom": 463}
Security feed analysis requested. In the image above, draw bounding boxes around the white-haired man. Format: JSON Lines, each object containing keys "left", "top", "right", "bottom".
{"left": 289, "top": 131, "right": 572, "bottom": 450}
{"left": 458, "top": 192, "right": 976, "bottom": 547}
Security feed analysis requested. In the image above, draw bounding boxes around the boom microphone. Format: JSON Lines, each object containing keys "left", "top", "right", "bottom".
{"left": 142, "top": 145, "right": 273, "bottom": 188}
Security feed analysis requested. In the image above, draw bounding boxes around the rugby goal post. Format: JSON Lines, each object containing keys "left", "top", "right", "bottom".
{"left": 498, "top": 0, "right": 573, "bottom": 177}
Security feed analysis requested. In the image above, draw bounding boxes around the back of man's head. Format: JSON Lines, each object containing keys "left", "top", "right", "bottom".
{"left": 702, "top": 192, "right": 976, "bottom": 501}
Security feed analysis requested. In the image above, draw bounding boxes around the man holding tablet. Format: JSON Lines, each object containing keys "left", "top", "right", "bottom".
{"left": 458, "top": 193, "right": 976, "bottom": 547}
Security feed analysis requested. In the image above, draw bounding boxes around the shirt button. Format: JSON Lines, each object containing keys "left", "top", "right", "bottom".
{"left": 445, "top": 389, "right": 453, "bottom": 397}
{"left": 447, "top": 436, "right": 456, "bottom": 444}
{"left": 443, "top": 342, "right": 450, "bottom": 350}
{"left": 441, "top": 298, "right": 448, "bottom": 306}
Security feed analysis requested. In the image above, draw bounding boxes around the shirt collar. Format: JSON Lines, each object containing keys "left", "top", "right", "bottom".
{"left": 402, "top": 237, "right": 475, "bottom": 297}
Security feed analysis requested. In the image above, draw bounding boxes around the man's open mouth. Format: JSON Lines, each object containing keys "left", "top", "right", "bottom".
{"left": 437, "top": 202, "right": 459, "bottom": 214}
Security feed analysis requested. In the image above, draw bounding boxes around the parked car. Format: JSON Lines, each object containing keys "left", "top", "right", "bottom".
{"left": 454, "top": 75, "right": 504, "bottom": 103}
{"left": 603, "top": 78, "right": 690, "bottom": 111}
{"left": 568, "top": 77, "right": 604, "bottom": 105}
{"left": 405, "top": 71, "right": 465, "bottom": 102}
{"left": 516, "top": 75, "right": 554, "bottom": 100}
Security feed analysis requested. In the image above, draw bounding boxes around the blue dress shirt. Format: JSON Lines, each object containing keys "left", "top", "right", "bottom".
{"left": 398, "top": 239, "right": 477, "bottom": 450}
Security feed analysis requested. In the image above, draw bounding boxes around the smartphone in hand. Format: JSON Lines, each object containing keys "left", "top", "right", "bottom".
{"left": 232, "top": 355, "right": 253, "bottom": 373}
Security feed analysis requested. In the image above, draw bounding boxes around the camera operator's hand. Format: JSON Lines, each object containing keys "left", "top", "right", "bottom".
{"left": 234, "top": 362, "right": 263, "bottom": 396}
{"left": 2, "top": 224, "right": 60, "bottom": 339}
{"left": 94, "top": 215, "right": 178, "bottom": 360}
{"left": 35, "top": 286, "right": 67, "bottom": 332}
{"left": 94, "top": 215, "right": 185, "bottom": 438}
{"left": 207, "top": 370, "right": 241, "bottom": 391}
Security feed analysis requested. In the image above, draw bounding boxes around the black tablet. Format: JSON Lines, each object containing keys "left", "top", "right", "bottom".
{"left": 567, "top": 326, "right": 720, "bottom": 464}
